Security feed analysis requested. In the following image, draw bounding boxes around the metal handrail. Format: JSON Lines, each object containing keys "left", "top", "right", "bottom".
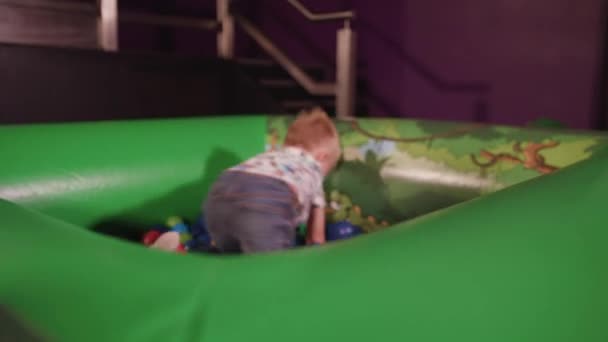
{"left": 6, "top": 0, "right": 354, "bottom": 116}
{"left": 230, "top": 0, "right": 356, "bottom": 118}
{"left": 286, "top": 0, "right": 354, "bottom": 22}
{"left": 98, "top": 0, "right": 354, "bottom": 117}
{"left": 235, "top": 15, "right": 335, "bottom": 96}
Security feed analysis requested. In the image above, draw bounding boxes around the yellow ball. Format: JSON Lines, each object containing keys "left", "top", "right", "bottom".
{"left": 166, "top": 216, "right": 183, "bottom": 227}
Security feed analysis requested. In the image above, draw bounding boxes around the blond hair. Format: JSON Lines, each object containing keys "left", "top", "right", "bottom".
{"left": 284, "top": 107, "right": 340, "bottom": 158}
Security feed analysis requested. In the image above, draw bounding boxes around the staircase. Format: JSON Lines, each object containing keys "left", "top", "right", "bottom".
{"left": 237, "top": 58, "right": 368, "bottom": 116}
{"left": 0, "top": 0, "right": 362, "bottom": 117}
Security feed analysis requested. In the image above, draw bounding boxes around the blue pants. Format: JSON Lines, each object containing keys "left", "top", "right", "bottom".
{"left": 203, "top": 171, "right": 300, "bottom": 254}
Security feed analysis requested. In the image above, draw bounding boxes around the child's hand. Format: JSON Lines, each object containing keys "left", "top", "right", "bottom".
{"left": 306, "top": 207, "right": 326, "bottom": 246}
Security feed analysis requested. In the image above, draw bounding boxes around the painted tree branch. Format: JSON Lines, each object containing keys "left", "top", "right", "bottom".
{"left": 470, "top": 141, "right": 560, "bottom": 174}
{"left": 471, "top": 151, "right": 522, "bottom": 168}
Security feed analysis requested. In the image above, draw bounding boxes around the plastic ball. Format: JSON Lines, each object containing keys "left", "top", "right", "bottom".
{"left": 150, "top": 231, "right": 181, "bottom": 251}
{"left": 175, "top": 244, "right": 187, "bottom": 254}
{"left": 142, "top": 230, "right": 162, "bottom": 246}
{"left": 166, "top": 216, "right": 183, "bottom": 228}
{"left": 185, "top": 239, "right": 197, "bottom": 249}
{"left": 179, "top": 232, "right": 193, "bottom": 244}
{"left": 190, "top": 214, "right": 207, "bottom": 236}
{"left": 190, "top": 214, "right": 213, "bottom": 245}
{"left": 296, "top": 224, "right": 307, "bottom": 236}
{"left": 171, "top": 223, "right": 189, "bottom": 234}
{"left": 326, "top": 221, "right": 362, "bottom": 241}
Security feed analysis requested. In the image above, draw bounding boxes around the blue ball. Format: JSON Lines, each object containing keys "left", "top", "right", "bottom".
{"left": 171, "top": 223, "right": 189, "bottom": 233}
{"left": 326, "top": 221, "right": 362, "bottom": 241}
{"left": 190, "top": 214, "right": 208, "bottom": 237}
{"left": 185, "top": 239, "right": 197, "bottom": 249}
{"left": 190, "top": 213, "right": 214, "bottom": 247}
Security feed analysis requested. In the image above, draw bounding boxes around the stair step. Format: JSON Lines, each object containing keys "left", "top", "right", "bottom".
{"left": 237, "top": 57, "right": 369, "bottom": 71}
{"left": 237, "top": 58, "right": 369, "bottom": 116}
{"left": 257, "top": 77, "right": 369, "bottom": 101}
{"left": 235, "top": 58, "right": 275, "bottom": 66}
{"left": 259, "top": 78, "right": 322, "bottom": 100}
{"left": 237, "top": 59, "right": 327, "bottom": 81}
{"left": 258, "top": 79, "right": 298, "bottom": 87}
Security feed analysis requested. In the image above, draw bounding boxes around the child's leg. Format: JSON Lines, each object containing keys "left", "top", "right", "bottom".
{"left": 231, "top": 204, "right": 297, "bottom": 253}
{"left": 203, "top": 196, "right": 242, "bottom": 254}
{"left": 203, "top": 171, "right": 299, "bottom": 254}
{"left": 205, "top": 199, "right": 296, "bottom": 253}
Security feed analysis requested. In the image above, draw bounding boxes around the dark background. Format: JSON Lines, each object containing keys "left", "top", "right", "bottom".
{"left": 0, "top": 0, "right": 606, "bottom": 129}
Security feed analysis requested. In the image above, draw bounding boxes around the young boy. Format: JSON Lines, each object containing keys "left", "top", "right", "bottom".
{"left": 203, "top": 108, "right": 341, "bottom": 254}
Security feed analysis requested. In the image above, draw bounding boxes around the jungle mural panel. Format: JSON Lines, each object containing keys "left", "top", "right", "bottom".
{"left": 268, "top": 116, "right": 608, "bottom": 232}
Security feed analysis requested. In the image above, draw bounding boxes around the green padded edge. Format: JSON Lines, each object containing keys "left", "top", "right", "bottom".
{"left": 1, "top": 116, "right": 607, "bottom": 342}
{"left": 0, "top": 116, "right": 266, "bottom": 228}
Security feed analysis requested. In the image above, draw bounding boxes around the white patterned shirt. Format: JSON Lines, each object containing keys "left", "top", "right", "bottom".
{"left": 229, "top": 146, "right": 325, "bottom": 224}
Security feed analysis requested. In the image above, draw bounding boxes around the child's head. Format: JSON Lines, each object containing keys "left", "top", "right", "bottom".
{"left": 284, "top": 107, "right": 341, "bottom": 175}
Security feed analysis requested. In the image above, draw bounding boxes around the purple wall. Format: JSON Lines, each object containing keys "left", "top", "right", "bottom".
{"left": 403, "top": 0, "right": 604, "bottom": 128}
{"left": 245, "top": 0, "right": 604, "bottom": 129}
{"left": 122, "top": 0, "right": 605, "bottom": 129}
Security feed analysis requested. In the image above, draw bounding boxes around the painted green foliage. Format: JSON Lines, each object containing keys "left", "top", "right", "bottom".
{"left": 324, "top": 151, "right": 394, "bottom": 232}
{"left": 267, "top": 116, "right": 608, "bottom": 230}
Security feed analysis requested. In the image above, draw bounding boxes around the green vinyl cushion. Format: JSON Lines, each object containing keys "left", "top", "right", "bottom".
{"left": 0, "top": 116, "right": 607, "bottom": 341}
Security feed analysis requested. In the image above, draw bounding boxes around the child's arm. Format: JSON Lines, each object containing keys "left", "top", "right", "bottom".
{"left": 306, "top": 206, "right": 326, "bottom": 245}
